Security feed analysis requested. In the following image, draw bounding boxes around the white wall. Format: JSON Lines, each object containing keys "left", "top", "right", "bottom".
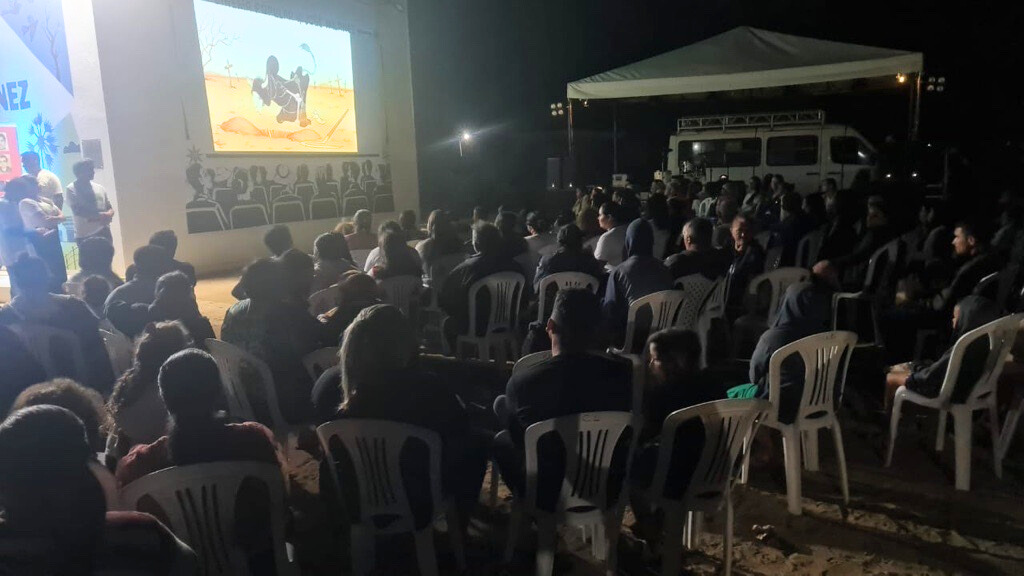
{"left": 80, "top": 0, "right": 418, "bottom": 275}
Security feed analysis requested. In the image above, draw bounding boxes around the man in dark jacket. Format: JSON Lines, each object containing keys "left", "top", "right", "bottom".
{"left": 603, "top": 219, "right": 674, "bottom": 347}
{"left": 665, "top": 217, "right": 731, "bottom": 280}
{"left": 534, "top": 223, "right": 604, "bottom": 290}
{"left": 932, "top": 220, "right": 1003, "bottom": 314}
{"left": 771, "top": 191, "right": 816, "bottom": 267}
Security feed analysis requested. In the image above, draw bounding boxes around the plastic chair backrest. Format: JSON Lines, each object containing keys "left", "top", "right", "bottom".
{"left": 973, "top": 272, "right": 1000, "bottom": 301}
{"left": 99, "top": 329, "right": 133, "bottom": 377}
{"left": 767, "top": 331, "right": 857, "bottom": 425}
{"left": 308, "top": 284, "right": 342, "bottom": 316}
{"left": 936, "top": 314, "right": 1023, "bottom": 406}
{"left": 466, "top": 272, "right": 525, "bottom": 337}
{"left": 697, "top": 197, "right": 714, "bottom": 218}
{"left": 523, "top": 411, "right": 634, "bottom": 518}
{"left": 8, "top": 323, "right": 88, "bottom": 382}
{"left": 316, "top": 419, "right": 442, "bottom": 534}
{"left": 621, "top": 290, "right": 685, "bottom": 354}
{"left": 512, "top": 350, "right": 552, "bottom": 375}
{"left": 377, "top": 275, "right": 421, "bottom": 318}
{"left": 673, "top": 274, "right": 715, "bottom": 330}
{"left": 204, "top": 339, "right": 288, "bottom": 433}
{"left": 536, "top": 272, "right": 600, "bottom": 322}
{"left": 747, "top": 267, "right": 811, "bottom": 324}
{"left": 763, "top": 246, "right": 784, "bottom": 272}
{"left": 120, "top": 462, "right": 291, "bottom": 576}
{"left": 649, "top": 399, "right": 769, "bottom": 509}
{"left": 862, "top": 238, "right": 903, "bottom": 294}
{"left": 796, "top": 229, "right": 824, "bottom": 269}
{"left": 303, "top": 346, "right": 340, "bottom": 382}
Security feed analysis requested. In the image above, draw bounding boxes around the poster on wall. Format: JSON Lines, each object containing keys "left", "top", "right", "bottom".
{"left": 193, "top": 0, "right": 358, "bottom": 153}
{"left": 0, "top": 126, "right": 23, "bottom": 183}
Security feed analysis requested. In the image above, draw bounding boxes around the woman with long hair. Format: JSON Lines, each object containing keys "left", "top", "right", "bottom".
{"left": 311, "top": 232, "right": 355, "bottom": 292}
{"left": 416, "top": 209, "right": 465, "bottom": 283}
{"left": 370, "top": 229, "right": 421, "bottom": 279}
{"left": 148, "top": 271, "right": 215, "bottom": 345}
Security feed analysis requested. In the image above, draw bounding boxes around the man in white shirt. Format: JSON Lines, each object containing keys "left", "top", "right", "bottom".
{"left": 65, "top": 159, "right": 115, "bottom": 244}
{"left": 593, "top": 202, "right": 629, "bottom": 271}
{"left": 21, "top": 152, "right": 64, "bottom": 208}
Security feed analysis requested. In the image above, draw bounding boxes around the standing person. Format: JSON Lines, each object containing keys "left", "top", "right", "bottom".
{"left": 0, "top": 184, "right": 34, "bottom": 286}
{"left": 21, "top": 151, "right": 64, "bottom": 209}
{"left": 7, "top": 175, "right": 66, "bottom": 291}
{"left": 66, "top": 160, "right": 114, "bottom": 245}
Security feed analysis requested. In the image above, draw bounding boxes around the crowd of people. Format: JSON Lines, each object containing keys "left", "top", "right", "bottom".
{"left": 1, "top": 162, "right": 1023, "bottom": 573}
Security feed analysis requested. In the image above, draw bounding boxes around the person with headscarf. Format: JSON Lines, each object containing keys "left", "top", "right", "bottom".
{"left": 311, "top": 232, "right": 356, "bottom": 293}
{"left": 748, "top": 281, "right": 833, "bottom": 424}
{"left": 0, "top": 405, "right": 198, "bottom": 574}
{"left": 603, "top": 218, "right": 674, "bottom": 347}
{"left": 147, "top": 271, "right": 215, "bottom": 345}
{"left": 885, "top": 295, "right": 1004, "bottom": 410}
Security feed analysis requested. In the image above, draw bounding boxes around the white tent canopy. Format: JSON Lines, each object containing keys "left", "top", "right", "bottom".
{"left": 566, "top": 27, "right": 923, "bottom": 100}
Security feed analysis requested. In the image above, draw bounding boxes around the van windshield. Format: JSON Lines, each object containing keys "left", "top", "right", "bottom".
{"left": 830, "top": 136, "right": 876, "bottom": 165}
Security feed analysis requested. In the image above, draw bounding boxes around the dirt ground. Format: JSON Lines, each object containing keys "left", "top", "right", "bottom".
{"left": 204, "top": 74, "right": 357, "bottom": 153}
{"left": 195, "top": 275, "right": 1024, "bottom": 575}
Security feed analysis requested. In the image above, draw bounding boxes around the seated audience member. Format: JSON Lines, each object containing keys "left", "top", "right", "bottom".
{"left": 576, "top": 207, "right": 603, "bottom": 252}
{"left": 222, "top": 258, "right": 326, "bottom": 422}
{"left": 399, "top": 209, "right": 426, "bottom": 241}
{"left": 604, "top": 219, "right": 674, "bottom": 346}
{"left": 439, "top": 222, "right": 525, "bottom": 347}
{"left": 125, "top": 231, "right": 196, "bottom": 286}
{"left": 105, "top": 245, "right": 173, "bottom": 336}
{"left": 311, "top": 232, "right": 356, "bottom": 293}
{"left": 416, "top": 209, "right": 466, "bottom": 285}
{"left": 665, "top": 217, "right": 730, "bottom": 280}
{"left": 645, "top": 193, "right": 672, "bottom": 259}
{"left": 823, "top": 195, "right": 896, "bottom": 274}
{"left": 933, "top": 220, "right": 1003, "bottom": 314}
{"left": 116, "top": 349, "right": 282, "bottom": 486}
{"left": 496, "top": 211, "right": 529, "bottom": 260}
{"left": 748, "top": 282, "right": 832, "bottom": 424}
{"left": 594, "top": 202, "right": 629, "bottom": 270}
{"left": 263, "top": 224, "right": 296, "bottom": 258}
{"left": 992, "top": 203, "right": 1021, "bottom": 258}
{"left": 345, "top": 209, "right": 377, "bottom": 251}
{"left": 772, "top": 190, "right": 816, "bottom": 267}
{"left": 278, "top": 246, "right": 316, "bottom": 304}
{"left": 0, "top": 255, "right": 115, "bottom": 395}
{"left": 725, "top": 213, "right": 766, "bottom": 315}
{"left": 534, "top": 223, "right": 604, "bottom": 290}
{"left": 525, "top": 212, "right": 557, "bottom": 263}
{"left": 313, "top": 305, "right": 486, "bottom": 522}
{"left": 9, "top": 378, "right": 107, "bottom": 452}
{"left": 616, "top": 189, "right": 642, "bottom": 223}
{"left": 66, "top": 236, "right": 123, "bottom": 296}
{"left": 148, "top": 271, "right": 215, "bottom": 345}
{"left": 0, "top": 327, "right": 46, "bottom": 415}
{"left": 363, "top": 220, "right": 422, "bottom": 273}
{"left": 885, "top": 295, "right": 1003, "bottom": 411}
{"left": 82, "top": 275, "right": 117, "bottom": 332}
{"left": 370, "top": 229, "right": 422, "bottom": 279}
{"left": 803, "top": 192, "right": 828, "bottom": 229}
{"left": 320, "top": 271, "right": 383, "bottom": 342}
{"left": 713, "top": 196, "right": 739, "bottom": 250}
{"left": 107, "top": 322, "right": 191, "bottom": 455}
{"left": 0, "top": 406, "right": 197, "bottom": 574}
{"left": 817, "top": 188, "right": 860, "bottom": 262}
{"left": 492, "top": 289, "right": 632, "bottom": 495}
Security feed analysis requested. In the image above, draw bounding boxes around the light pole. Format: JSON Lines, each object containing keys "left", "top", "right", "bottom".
{"left": 458, "top": 131, "right": 471, "bottom": 157}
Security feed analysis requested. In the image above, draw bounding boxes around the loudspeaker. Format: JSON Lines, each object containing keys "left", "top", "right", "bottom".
{"left": 546, "top": 157, "right": 575, "bottom": 190}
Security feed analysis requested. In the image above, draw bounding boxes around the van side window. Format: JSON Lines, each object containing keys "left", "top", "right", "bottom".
{"left": 682, "top": 138, "right": 761, "bottom": 168}
{"left": 767, "top": 135, "right": 818, "bottom": 166}
{"left": 830, "top": 137, "right": 875, "bottom": 165}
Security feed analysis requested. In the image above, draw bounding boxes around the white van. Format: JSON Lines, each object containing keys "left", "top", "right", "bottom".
{"left": 665, "top": 110, "right": 878, "bottom": 193}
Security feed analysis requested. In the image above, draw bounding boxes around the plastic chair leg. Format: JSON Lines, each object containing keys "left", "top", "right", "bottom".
{"left": 351, "top": 525, "right": 376, "bottom": 576}
{"left": 446, "top": 502, "right": 467, "bottom": 572}
{"left": 802, "top": 429, "right": 820, "bottom": 472}
{"left": 885, "top": 393, "right": 904, "bottom": 467}
{"left": 661, "top": 507, "right": 685, "bottom": 576}
{"left": 739, "top": 432, "right": 752, "bottom": 484}
{"left": 780, "top": 427, "right": 803, "bottom": 515}
{"left": 489, "top": 459, "right": 500, "bottom": 507}
{"left": 535, "top": 517, "right": 557, "bottom": 576}
{"left": 591, "top": 522, "right": 606, "bottom": 561}
{"left": 504, "top": 503, "right": 523, "bottom": 562}
{"left": 723, "top": 490, "right": 735, "bottom": 576}
{"left": 989, "top": 404, "right": 1003, "bottom": 479}
{"left": 951, "top": 407, "right": 973, "bottom": 491}
{"left": 831, "top": 422, "right": 850, "bottom": 505}
{"left": 413, "top": 527, "right": 440, "bottom": 576}
{"left": 935, "top": 409, "right": 949, "bottom": 452}
{"left": 999, "top": 401, "right": 1024, "bottom": 461}
{"left": 603, "top": 512, "right": 622, "bottom": 576}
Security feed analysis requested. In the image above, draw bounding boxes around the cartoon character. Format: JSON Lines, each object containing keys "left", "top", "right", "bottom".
{"left": 251, "top": 56, "right": 311, "bottom": 127}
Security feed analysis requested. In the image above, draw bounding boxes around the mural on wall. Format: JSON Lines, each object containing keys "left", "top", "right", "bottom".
{"left": 184, "top": 154, "right": 394, "bottom": 234}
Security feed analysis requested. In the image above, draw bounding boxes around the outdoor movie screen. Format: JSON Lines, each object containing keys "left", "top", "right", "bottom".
{"left": 193, "top": 0, "right": 358, "bottom": 153}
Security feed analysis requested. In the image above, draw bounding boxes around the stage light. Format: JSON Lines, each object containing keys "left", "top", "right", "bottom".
{"left": 557, "top": 109, "right": 564, "bottom": 116}
{"left": 927, "top": 85, "right": 935, "bottom": 91}
{"left": 461, "top": 131, "right": 472, "bottom": 141}
{"left": 556, "top": 102, "right": 563, "bottom": 109}
{"left": 936, "top": 86, "right": 944, "bottom": 92}
{"left": 897, "top": 73, "right": 907, "bottom": 84}
{"left": 885, "top": 173, "right": 892, "bottom": 179}
{"left": 937, "top": 77, "right": 945, "bottom": 83}
{"left": 550, "top": 103, "right": 557, "bottom": 110}
{"left": 912, "top": 172, "right": 919, "bottom": 178}
{"left": 551, "top": 110, "right": 558, "bottom": 117}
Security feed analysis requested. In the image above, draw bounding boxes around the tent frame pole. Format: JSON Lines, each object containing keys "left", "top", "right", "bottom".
{"left": 911, "top": 72, "right": 922, "bottom": 141}
{"left": 613, "top": 102, "right": 618, "bottom": 173}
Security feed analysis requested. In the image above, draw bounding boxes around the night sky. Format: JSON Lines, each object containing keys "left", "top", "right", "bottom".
{"left": 407, "top": 0, "right": 1024, "bottom": 212}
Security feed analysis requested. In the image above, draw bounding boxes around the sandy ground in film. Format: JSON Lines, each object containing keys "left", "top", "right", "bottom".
{"left": 204, "top": 74, "right": 357, "bottom": 153}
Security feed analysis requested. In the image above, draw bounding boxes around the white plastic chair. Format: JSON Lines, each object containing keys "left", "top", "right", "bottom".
{"left": 99, "top": 329, "right": 133, "bottom": 377}
{"left": 695, "top": 277, "right": 727, "bottom": 368}
{"left": 746, "top": 267, "right": 811, "bottom": 326}
{"left": 740, "top": 331, "right": 857, "bottom": 515}
{"left": 8, "top": 323, "right": 88, "bottom": 382}
{"left": 832, "top": 239, "right": 904, "bottom": 348}
{"left": 455, "top": 272, "right": 525, "bottom": 363}
{"left": 504, "top": 411, "right": 635, "bottom": 576}
{"left": 377, "top": 275, "right": 421, "bottom": 319}
{"left": 697, "top": 197, "right": 714, "bottom": 218}
{"left": 316, "top": 419, "right": 465, "bottom": 576}
{"left": 303, "top": 346, "right": 340, "bottom": 382}
{"left": 673, "top": 273, "right": 715, "bottom": 331}
{"left": 610, "top": 289, "right": 685, "bottom": 355}
{"left": 512, "top": 350, "right": 552, "bottom": 375}
{"left": 886, "top": 314, "right": 1022, "bottom": 491}
{"left": 308, "top": 284, "right": 342, "bottom": 317}
{"left": 420, "top": 253, "right": 468, "bottom": 353}
{"left": 120, "top": 462, "right": 296, "bottom": 576}
{"left": 647, "top": 399, "right": 769, "bottom": 576}
{"left": 535, "top": 272, "right": 600, "bottom": 322}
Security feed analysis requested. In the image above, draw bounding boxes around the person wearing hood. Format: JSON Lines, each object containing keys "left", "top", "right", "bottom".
{"left": 311, "top": 232, "right": 356, "bottom": 292}
{"left": 749, "top": 281, "right": 833, "bottom": 424}
{"left": 603, "top": 218, "right": 674, "bottom": 347}
{"left": 885, "top": 295, "right": 1004, "bottom": 410}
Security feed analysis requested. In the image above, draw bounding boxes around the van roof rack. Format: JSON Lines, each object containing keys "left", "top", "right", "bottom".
{"left": 677, "top": 110, "right": 826, "bottom": 133}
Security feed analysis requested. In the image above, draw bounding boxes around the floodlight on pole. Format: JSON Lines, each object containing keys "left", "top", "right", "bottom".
{"left": 458, "top": 130, "right": 472, "bottom": 157}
